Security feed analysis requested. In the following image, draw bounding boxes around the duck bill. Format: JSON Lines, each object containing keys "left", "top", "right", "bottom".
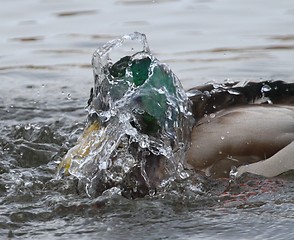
{"left": 57, "top": 120, "right": 102, "bottom": 178}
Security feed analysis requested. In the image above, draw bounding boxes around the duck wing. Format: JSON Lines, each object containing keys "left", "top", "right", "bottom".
{"left": 186, "top": 80, "right": 294, "bottom": 178}
{"left": 188, "top": 80, "right": 294, "bottom": 121}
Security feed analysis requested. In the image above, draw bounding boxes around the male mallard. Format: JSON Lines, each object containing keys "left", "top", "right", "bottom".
{"left": 57, "top": 33, "right": 294, "bottom": 197}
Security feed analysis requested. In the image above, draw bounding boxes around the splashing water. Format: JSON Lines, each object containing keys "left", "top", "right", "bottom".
{"left": 57, "top": 32, "right": 194, "bottom": 198}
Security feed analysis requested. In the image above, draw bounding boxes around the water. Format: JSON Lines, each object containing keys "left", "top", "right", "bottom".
{"left": 1, "top": 0, "right": 294, "bottom": 239}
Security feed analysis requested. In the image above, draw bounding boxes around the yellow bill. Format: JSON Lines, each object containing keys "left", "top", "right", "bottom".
{"left": 57, "top": 120, "right": 101, "bottom": 177}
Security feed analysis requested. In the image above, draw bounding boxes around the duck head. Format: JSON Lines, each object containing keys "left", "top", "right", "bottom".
{"left": 57, "top": 33, "right": 194, "bottom": 198}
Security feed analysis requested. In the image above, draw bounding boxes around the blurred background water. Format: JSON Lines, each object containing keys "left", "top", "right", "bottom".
{"left": 1, "top": 0, "right": 294, "bottom": 239}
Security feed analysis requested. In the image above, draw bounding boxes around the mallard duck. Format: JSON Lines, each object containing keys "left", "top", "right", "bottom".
{"left": 57, "top": 33, "right": 294, "bottom": 197}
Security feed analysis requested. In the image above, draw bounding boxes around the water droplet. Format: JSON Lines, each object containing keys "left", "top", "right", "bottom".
{"left": 186, "top": 89, "right": 202, "bottom": 97}
{"left": 139, "top": 139, "right": 149, "bottom": 148}
{"left": 24, "top": 124, "right": 32, "bottom": 130}
{"left": 212, "top": 83, "right": 222, "bottom": 89}
{"left": 125, "top": 127, "right": 137, "bottom": 136}
{"left": 218, "top": 151, "right": 223, "bottom": 155}
{"left": 267, "top": 99, "right": 273, "bottom": 104}
{"left": 149, "top": 188, "right": 156, "bottom": 196}
{"left": 261, "top": 84, "right": 271, "bottom": 93}
{"left": 166, "top": 108, "right": 172, "bottom": 120}
{"left": 24, "top": 181, "right": 33, "bottom": 188}
{"left": 229, "top": 166, "right": 238, "bottom": 179}
{"left": 224, "top": 78, "right": 234, "bottom": 84}
{"left": 210, "top": 113, "right": 215, "bottom": 118}
{"left": 67, "top": 93, "right": 71, "bottom": 100}
{"left": 179, "top": 171, "right": 189, "bottom": 180}
{"left": 204, "top": 91, "right": 211, "bottom": 97}
{"left": 228, "top": 89, "right": 241, "bottom": 95}
{"left": 220, "top": 136, "right": 225, "bottom": 140}
{"left": 99, "top": 161, "right": 107, "bottom": 170}
{"left": 34, "top": 124, "right": 41, "bottom": 130}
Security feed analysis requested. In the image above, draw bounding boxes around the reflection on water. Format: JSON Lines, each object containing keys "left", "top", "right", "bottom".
{"left": 1, "top": 0, "right": 294, "bottom": 239}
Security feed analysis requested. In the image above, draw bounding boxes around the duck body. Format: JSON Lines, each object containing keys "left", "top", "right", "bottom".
{"left": 186, "top": 104, "right": 294, "bottom": 178}
{"left": 186, "top": 81, "right": 294, "bottom": 178}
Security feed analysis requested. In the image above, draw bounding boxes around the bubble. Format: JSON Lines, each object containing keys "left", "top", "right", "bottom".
{"left": 210, "top": 113, "right": 215, "bottom": 118}
{"left": 261, "top": 84, "right": 271, "bottom": 93}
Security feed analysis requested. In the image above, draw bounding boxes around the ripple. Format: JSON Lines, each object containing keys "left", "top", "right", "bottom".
{"left": 9, "top": 36, "right": 44, "bottom": 42}
{"left": 55, "top": 10, "right": 98, "bottom": 17}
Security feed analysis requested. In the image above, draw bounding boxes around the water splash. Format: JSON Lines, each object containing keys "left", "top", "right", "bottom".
{"left": 58, "top": 32, "right": 194, "bottom": 198}
{"left": 229, "top": 166, "right": 238, "bottom": 180}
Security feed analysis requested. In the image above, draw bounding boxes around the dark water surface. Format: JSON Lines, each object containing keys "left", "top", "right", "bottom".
{"left": 1, "top": 0, "right": 294, "bottom": 239}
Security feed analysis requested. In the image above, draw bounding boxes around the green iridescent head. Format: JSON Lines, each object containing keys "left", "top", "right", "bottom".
{"left": 91, "top": 33, "right": 192, "bottom": 137}
{"left": 70, "top": 33, "right": 194, "bottom": 197}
